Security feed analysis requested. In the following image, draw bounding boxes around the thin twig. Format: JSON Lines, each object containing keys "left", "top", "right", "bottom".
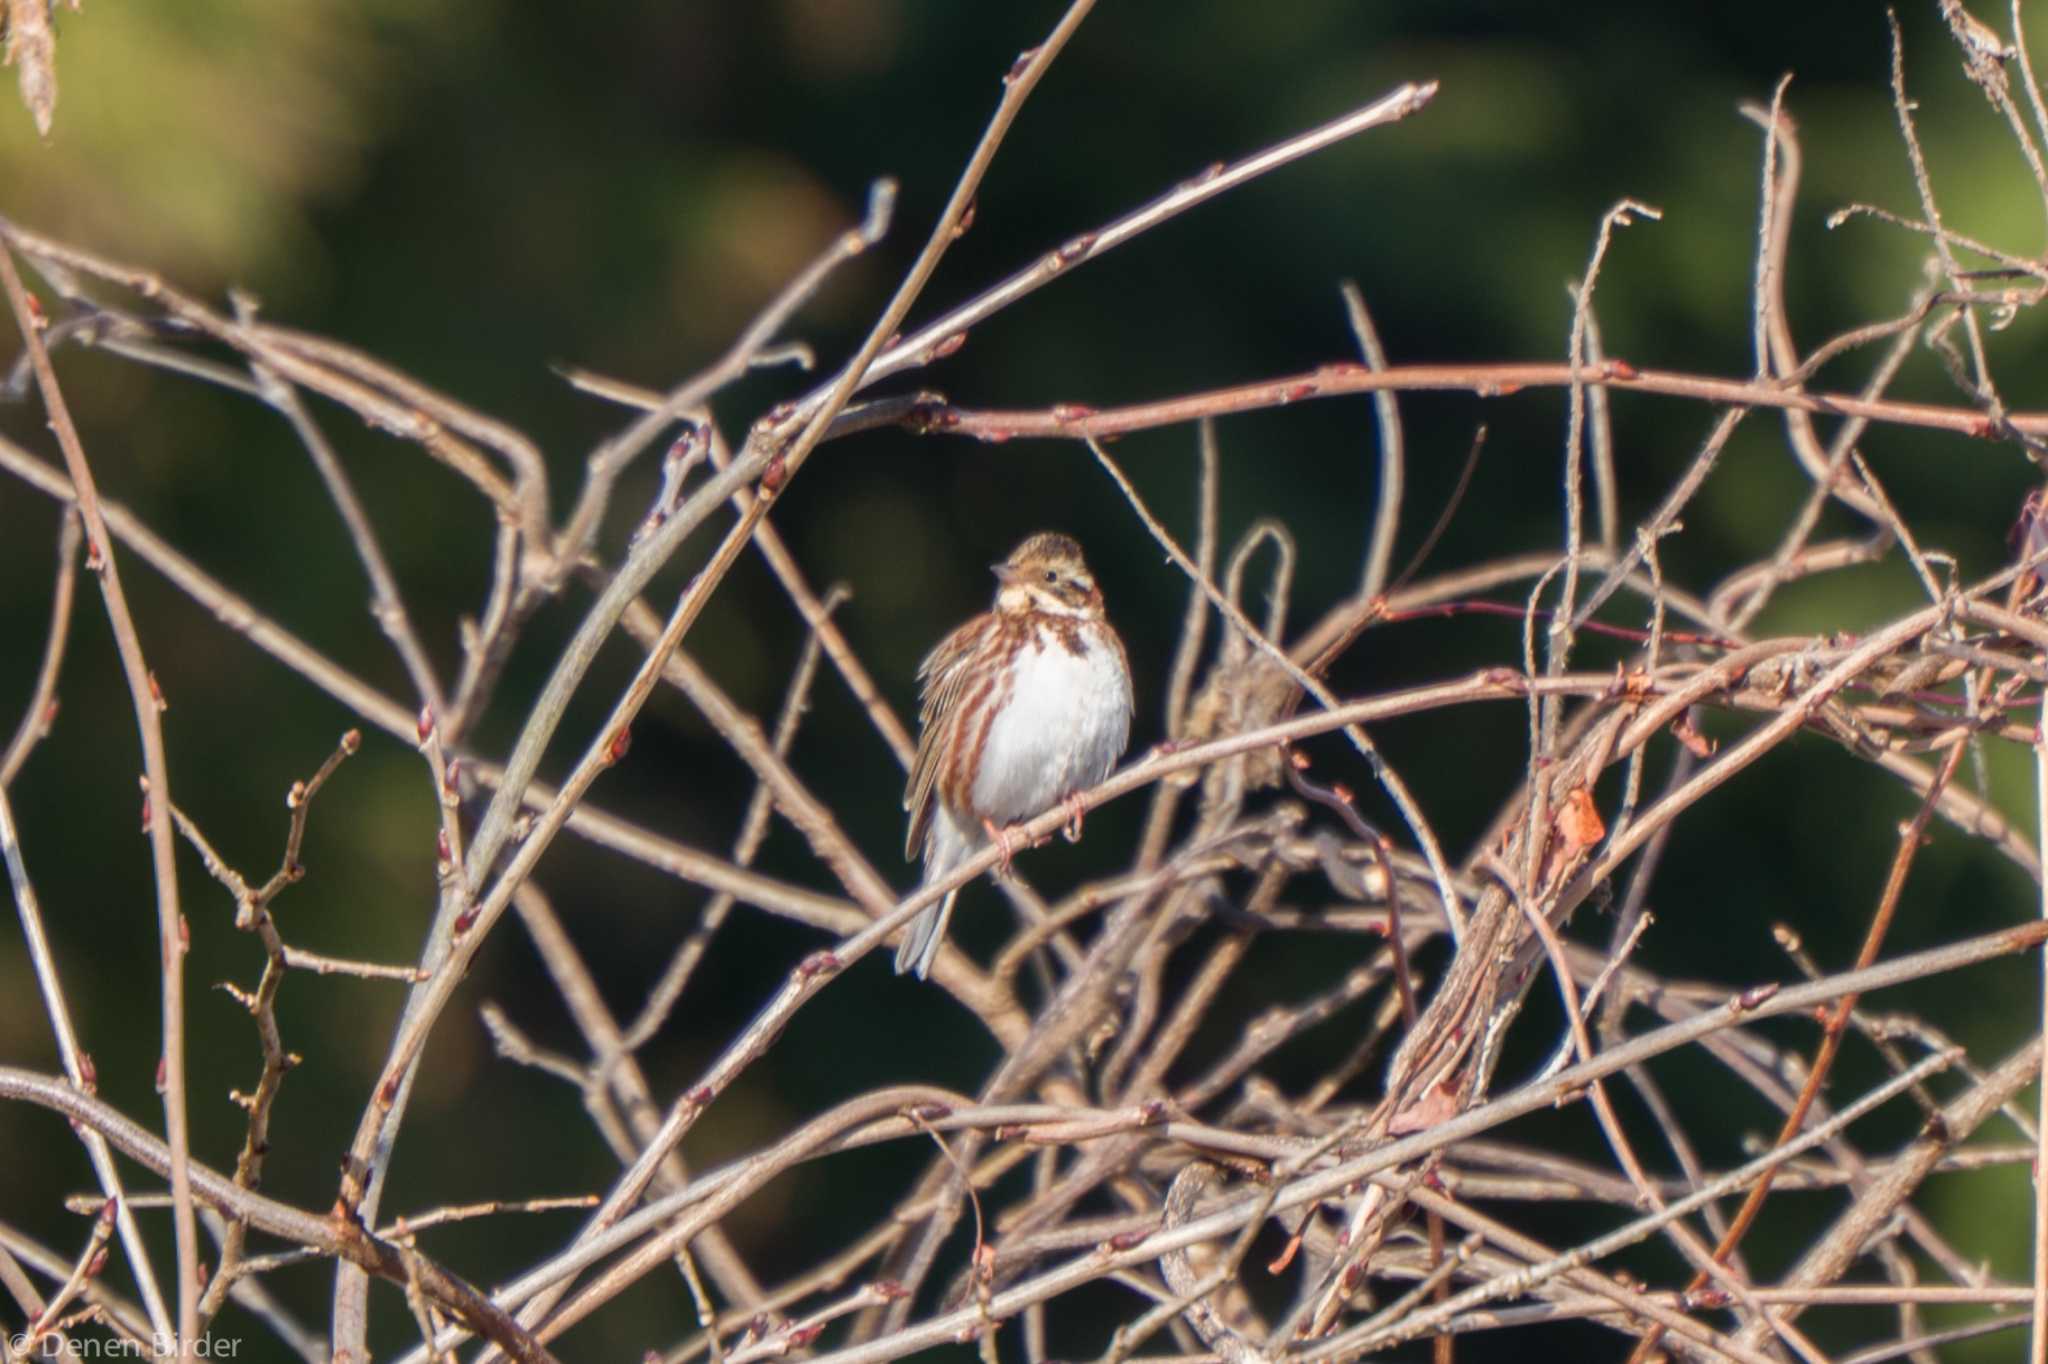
{"left": 0, "top": 511, "right": 79, "bottom": 787}
{"left": 1086, "top": 435, "right": 1468, "bottom": 944}
{"left": 1344, "top": 282, "right": 1404, "bottom": 600}
{"left": 0, "top": 236, "right": 197, "bottom": 1356}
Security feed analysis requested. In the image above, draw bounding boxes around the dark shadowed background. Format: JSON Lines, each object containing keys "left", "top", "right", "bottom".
{"left": 1, "top": 3, "right": 2043, "bottom": 1359}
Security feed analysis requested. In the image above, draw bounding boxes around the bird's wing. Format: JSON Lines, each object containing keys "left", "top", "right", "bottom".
{"left": 904, "top": 614, "right": 991, "bottom": 860}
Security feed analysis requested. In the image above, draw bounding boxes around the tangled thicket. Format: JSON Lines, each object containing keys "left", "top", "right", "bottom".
{"left": 9, "top": 5, "right": 2048, "bottom": 1363}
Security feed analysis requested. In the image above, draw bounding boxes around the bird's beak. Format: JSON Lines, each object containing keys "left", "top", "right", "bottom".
{"left": 990, "top": 562, "right": 1019, "bottom": 585}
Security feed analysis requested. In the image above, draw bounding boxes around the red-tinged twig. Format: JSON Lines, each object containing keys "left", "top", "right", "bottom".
{"left": 1632, "top": 740, "right": 1965, "bottom": 1362}
{"left": 910, "top": 356, "right": 2048, "bottom": 446}
{"left": 1382, "top": 424, "right": 1490, "bottom": 602}
{"left": 1496, "top": 864, "right": 1828, "bottom": 1363}
{"left": 1735, "top": 1035, "right": 2045, "bottom": 1358}
{"left": 222, "top": 1193, "right": 604, "bottom": 1280}
{"left": 749, "top": 0, "right": 1104, "bottom": 512}
{"left": 1385, "top": 1189, "right": 1783, "bottom": 1364}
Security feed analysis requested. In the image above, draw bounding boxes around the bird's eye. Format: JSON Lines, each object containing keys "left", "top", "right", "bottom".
{"left": 1043, "top": 569, "right": 1059, "bottom": 584}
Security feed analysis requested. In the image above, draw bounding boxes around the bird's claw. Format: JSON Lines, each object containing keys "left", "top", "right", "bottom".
{"left": 981, "top": 817, "right": 1022, "bottom": 874}
{"left": 1060, "top": 791, "right": 1088, "bottom": 843}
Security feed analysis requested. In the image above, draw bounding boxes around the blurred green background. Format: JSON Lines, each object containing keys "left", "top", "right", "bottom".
{"left": 1, "top": 2, "right": 2045, "bottom": 1359}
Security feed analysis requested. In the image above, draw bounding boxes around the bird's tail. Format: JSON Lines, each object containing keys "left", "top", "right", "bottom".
{"left": 893, "top": 887, "right": 959, "bottom": 979}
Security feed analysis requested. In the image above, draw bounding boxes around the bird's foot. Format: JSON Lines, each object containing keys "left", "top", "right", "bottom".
{"left": 1060, "top": 791, "right": 1088, "bottom": 843}
{"left": 981, "top": 817, "right": 1023, "bottom": 874}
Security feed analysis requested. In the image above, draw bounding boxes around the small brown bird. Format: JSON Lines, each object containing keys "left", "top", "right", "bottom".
{"left": 897, "top": 533, "right": 1134, "bottom": 978}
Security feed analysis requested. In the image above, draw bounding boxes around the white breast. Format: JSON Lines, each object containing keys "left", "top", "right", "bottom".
{"left": 970, "top": 625, "right": 1132, "bottom": 824}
